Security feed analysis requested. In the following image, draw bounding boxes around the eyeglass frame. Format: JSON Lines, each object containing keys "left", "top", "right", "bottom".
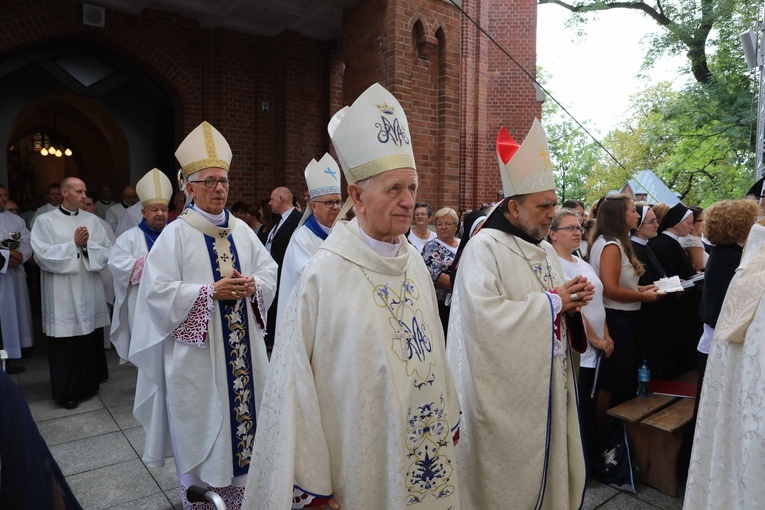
{"left": 435, "top": 221, "right": 457, "bottom": 228}
{"left": 552, "top": 226, "right": 584, "bottom": 233}
{"left": 188, "top": 177, "right": 231, "bottom": 188}
{"left": 312, "top": 199, "right": 343, "bottom": 208}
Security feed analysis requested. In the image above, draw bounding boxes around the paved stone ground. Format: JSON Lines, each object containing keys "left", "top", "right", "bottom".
{"left": 9, "top": 338, "right": 685, "bottom": 509}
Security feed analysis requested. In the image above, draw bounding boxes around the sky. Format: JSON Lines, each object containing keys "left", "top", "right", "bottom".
{"left": 536, "top": 5, "right": 689, "bottom": 135}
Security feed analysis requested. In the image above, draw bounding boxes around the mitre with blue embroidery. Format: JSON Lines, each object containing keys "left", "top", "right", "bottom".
{"left": 136, "top": 168, "right": 173, "bottom": 207}
{"left": 496, "top": 118, "right": 555, "bottom": 197}
{"left": 328, "top": 82, "right": 416, "bottom": 184}
{"left": 175, "top": 121, "right": 232, "bottom": 181}
{"left": 298, "top": 153, "right": 342, "bottom": 228}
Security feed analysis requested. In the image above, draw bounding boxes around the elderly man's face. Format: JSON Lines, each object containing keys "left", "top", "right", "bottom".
{"left": 310, "top": 193, "right": 342, "bottom": 228}
{"left": 186, "top": 167, "right": 228, "bottom": 215}
{"left": 508, "top": 190, "right": 558, "bottom": 241}
{"left": 81, "top": 198, "right": 96, "bottom": 213}
{"left": 143, "top": 203, "right": 169, "bottom": 230}
{"left": 353, "top": 168, "right": 417, "bottom": 242}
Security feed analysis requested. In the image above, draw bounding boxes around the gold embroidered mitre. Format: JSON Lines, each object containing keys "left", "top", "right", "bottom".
{"left": 175, "top": 121, "right": 232, "bottom": 179}
{"left": 328, "top": 83, "right": 416, "bottom": 184}
{"left": 496, "top": 118, "right": 555, "bottom": 197}
{"left": 136, "top": 168, "right": 173, "bottom": 207}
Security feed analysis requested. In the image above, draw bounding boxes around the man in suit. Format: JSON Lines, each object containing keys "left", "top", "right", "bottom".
{"left": 265, "top": 186, "right": 302, "bottom": 348}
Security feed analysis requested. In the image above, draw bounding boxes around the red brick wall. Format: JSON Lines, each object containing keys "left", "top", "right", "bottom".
{"left": 0, "top": 0, "right": 539, "bottom": 211}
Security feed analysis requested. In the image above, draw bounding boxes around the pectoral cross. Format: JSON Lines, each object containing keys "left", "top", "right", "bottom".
{"left": 392, "top": 326, "right": 413, "bottom": 359}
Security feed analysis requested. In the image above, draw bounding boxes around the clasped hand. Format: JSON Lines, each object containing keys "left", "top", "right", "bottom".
{"left": 555, "top": 275, "right": 595, "bottom": 313}
{"left": 212, "top": 269, "right": 256, "bottom": 300}
{"left": 74, "top": 226, "right": 89, "bottom": 247}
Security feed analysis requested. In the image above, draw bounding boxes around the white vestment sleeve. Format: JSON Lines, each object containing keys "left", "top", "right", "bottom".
{"left": 31, "top": 218, "right": 81, "bottom": 275}
{"left": 82, "top": 217, "right": 112, "bottom": 272}
{"left": 109, "top": 230, "right": 143, "bottom": 359}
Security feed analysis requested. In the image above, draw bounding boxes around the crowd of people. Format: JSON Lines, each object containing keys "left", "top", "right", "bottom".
{"left": 3, "top": 81, "right": 765, "bottom": 510}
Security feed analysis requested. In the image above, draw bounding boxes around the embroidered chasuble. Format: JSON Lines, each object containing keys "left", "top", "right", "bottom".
{"left": 447, "top": 228, "right": 586, "bottom": 510}
{"left": 129, "top": 208, "right": 277, "bottom": 487}
{"left": 31, "top": 209, "right": 112, "bottom": 337}
{"left": 242, "top": 218, "right": 461, "bottom": 510}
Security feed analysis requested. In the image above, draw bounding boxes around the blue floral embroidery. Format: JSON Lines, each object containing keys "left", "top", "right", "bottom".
{"left": 405, "top": 398, "right": 455, "bottom": 504}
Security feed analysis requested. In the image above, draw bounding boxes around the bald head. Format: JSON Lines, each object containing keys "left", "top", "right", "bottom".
{"left": 269, "top": 186, "right": 294, "bottom": 215}
{"left": 61, "top": 178, "right": 87, "bottom": 210}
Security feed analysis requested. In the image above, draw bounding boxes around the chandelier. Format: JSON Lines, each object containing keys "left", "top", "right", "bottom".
{"left": 35, "top": 108, "right": 73, "bottom": 157}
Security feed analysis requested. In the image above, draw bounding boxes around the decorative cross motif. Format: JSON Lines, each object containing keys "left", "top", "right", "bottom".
{"left": 324, "top": 167, "right": 338, "bottom": 180}
{"left": 539, "top": 148, "right": 552, "bottom": 170}
{"left": 392, "top": 325, "right": 413, "bottom": 359}
{"left": 218, "top": 231, "right": 228, "bottom": 238}
{"left": 220, "top": 252, "right": 230, "bottom": 262}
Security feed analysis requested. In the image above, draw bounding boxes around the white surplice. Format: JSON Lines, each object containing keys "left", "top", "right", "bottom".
{"left": 30, "top": 202, "right": 56, "bottom": 229}
{"left": 105, "top": 202, "right": 129, "bottom": 232}
{"left": 0, "top": 211, "right": 33, "bottom": 357}
{"left": 129, "top": 209, "right": 277, "bottom": 488}
{"left": 115, "top": 202, "right": 142, "bottom": 238}
{"left": 275, "top": 224, "right": 325, "bottom": 326}
{"left": 243, "top": 218, "right": 461, "bottom": 510}
{"left": 108, "top": 226, "right": 149, "bottom": 362}
{"left": 31, "top": 209, "right": 112, "bottom": 337}
{"left": 684, "top": 224, "right": 765, "bottom": 509}
{"left": 446, "top": 228, "right": 586, "bottom": 510}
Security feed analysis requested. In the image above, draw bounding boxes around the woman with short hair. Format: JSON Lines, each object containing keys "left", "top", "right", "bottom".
{"left": 408, "top": 201, "right": 436, "bottom": 253}
{"left": 421, "top": 207, "right": 460, "bottom": 336}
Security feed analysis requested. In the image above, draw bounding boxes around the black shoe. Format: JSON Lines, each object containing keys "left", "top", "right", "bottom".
{"left": 62, "top": 398, "right": 79, "bottom": 410}
{"left": 5, "top": 361, "right": 25, "bottom": 374}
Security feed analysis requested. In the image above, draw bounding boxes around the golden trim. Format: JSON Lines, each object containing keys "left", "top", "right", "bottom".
{"left": 140, "top": 198, "right": 170, "bottom": 207}
{"left": 152, "top": 169, "right": 161, "bottom": 197}
{"left": 202, "top": 122, "right": 217, "bottom": 160}
{"left": 182, "top": 158, "right": 231, "bottom": 178}
{"left": 346, "top": 155, "right": 416, "bottom": 183}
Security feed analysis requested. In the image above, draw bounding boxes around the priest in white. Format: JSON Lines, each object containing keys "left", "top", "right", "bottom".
{"left": 115, "top": 201, "right": 143, "bottom": 238}
{"left": 0, "top": 183, "right": 34, "bottom": 373}
{"left": 109, "top": 168, "right": 172, "bottom": 362}
{"left": 276, "top": 153, "right": 341, "bottom": 324}
{"left": 243, "top": 83, "right": 461, "bottom": 510}
{"left": 31, "top": 177, "right": 112, "bottom": 410}
{"left": 105, "top": 185, "right": 138, "bottom": 232}
{"left": 684, "top": 221, "right": 765, "bottom": 509}
{"left": 447, "top": 120, "right": 591, "bottom": 509}
{"left": 129, "top": 121, "right": 277, "bottom": 510}
{"left": 30, "top": 183, "right": 63, "bottom": 229}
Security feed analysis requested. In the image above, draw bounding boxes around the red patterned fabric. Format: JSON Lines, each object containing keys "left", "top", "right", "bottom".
{"left": 172, "top": 284, "right": 214, "bottom": 347}
{"left": 292, "top": 486, "right": 331, "bottom": 509}
{"left": 130, "top": 255, "right": 146, "bottom": 286}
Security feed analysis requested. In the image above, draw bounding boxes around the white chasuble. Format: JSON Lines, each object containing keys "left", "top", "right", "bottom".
{"left": 0, "top": 210, "right": 33, "bottom": 357}
{"left": 243, "top": 218, "right": 461, "bottom": 510}
{"left": 276, "top": 223, "right": 326, "bottom": 327}
{"left": 446, "top": 229, "right": 586, "bottom": 510}
{"left": 129, "top": 208, "right": 277, "bottom": 488}
{"left": 31, "top": 209, "right": 112, "bottom": 337}
{"left": 108, "top": 227, "right": 149, "bottom": 362}
{"left": 684, "top": 225, "right": 765, "bottom": 509}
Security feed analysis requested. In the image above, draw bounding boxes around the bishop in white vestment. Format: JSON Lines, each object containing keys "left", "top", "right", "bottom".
{"left": 31, "top": 178, "right": 112, "bottom": 409}
{"left": 447, "top": 121, "right": 590, "bottom": 509}
{"left": 109, "top": 169, "right": 172, "bottom": 362}
{"left": 276, "top": 153, "right": 341, "bottom": 325}
{"left": 0, "top": 184, "right": 34, "bottom": 364}
{"left": 684, "top": 222, "right": 765, "bottom": 509}
{"left": 244, "top": 83, "right": 461, "bottom": 510}
{"left": 129, "top": 122, "right": 277, "bottom": 510}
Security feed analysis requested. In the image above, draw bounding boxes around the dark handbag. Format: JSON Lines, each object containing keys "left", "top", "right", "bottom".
{"left": 596, "top": 421, "right": 636, "bottom": 494}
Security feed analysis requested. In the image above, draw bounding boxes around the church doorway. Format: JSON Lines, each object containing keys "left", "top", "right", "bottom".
{"left": 1, "top": 38, "right": 175, "bottom": 211}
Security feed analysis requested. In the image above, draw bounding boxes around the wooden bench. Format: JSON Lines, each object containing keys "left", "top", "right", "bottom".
{"left": 606, "top": 373, "right": 696, "bottom": 496}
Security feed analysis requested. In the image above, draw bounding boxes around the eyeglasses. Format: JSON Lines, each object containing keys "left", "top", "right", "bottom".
{"left": 413, "top": 212, "right": 429, "bottom": 217}
{"left": 553, "top": 226, "right": 584, "bottom": 233}
{"left": 189, "top": 178, "right": 231, "bottom": 188}
{"left": 314, "top": 199, "right": 342, "bottom": 208}
{"left": 644, "top": 219, "right": 659, "bottom": 225}
{"left": 435, "top": 221, "right": 457, "bottom": 228}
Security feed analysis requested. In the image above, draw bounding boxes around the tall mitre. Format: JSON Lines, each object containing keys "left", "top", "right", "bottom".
{"left": 175, "top": 121, "right": 232, "bottom": 187}
{"left": 136, "top": 168, "right": 173, "bottom": 207}
{"left": 496, "top": 118, "right": 555, "bottom": 197}
{"left": 297, "top": 153, "right": 342, "bottom": 228}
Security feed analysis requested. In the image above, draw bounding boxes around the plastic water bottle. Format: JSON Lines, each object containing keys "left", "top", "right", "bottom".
{"left": 637, "top": 360, "right": 650, "bottom": 398}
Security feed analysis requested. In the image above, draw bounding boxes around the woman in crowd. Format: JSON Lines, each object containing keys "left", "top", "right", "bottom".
{"left": 549, "top": 208, "right": 613, "bottom": 477}
{"left": 408, "top": 201, "right": 437, "bottom": 253}
{"left": 631, "top": 204, "right": 674, "bottom": 377}
{"left": 694, "top": 199, "right": 760, "bottom": 404}
{"left": 256, "top": 199, "right": 275, "bottom": 246}
{"left": 588, "top": 194, "right": 662, "bottom": 412}
{"left": 421, "top": 207, "right": 460, "bottom": 336}
{"left": 680, "top": 205, "right": 708, "bottom": 271}
{"left": 650, "top": 202, "right": 701, "bottom": 376}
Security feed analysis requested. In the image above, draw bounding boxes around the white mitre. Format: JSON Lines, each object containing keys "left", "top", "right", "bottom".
{"left": 298, "top": 153, "right": 342, "bottom": 228}
{"left": 328, "top": 82, "right": 416, "bottom": 184}
{"left": 136, "top": 168, "right": 173, "bottom": 207}
{"left": 175, "top": 121, "right": 232, "bottom": 180}
{"left": 496, "top": 118, "right": 555, "bottom": 197}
